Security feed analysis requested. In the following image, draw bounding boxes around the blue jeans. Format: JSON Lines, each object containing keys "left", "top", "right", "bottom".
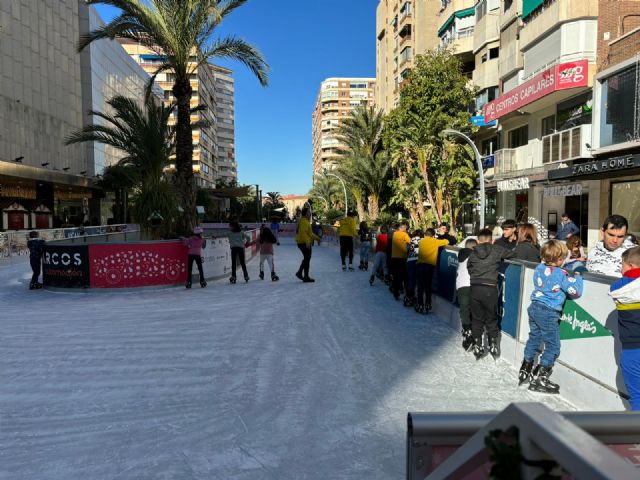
{"left": 360, "top": 241, "right": 371, "bottom": 263}
{"left": 406, "top": 261, "right": 417, "bottom": 298}
{"left": 621, "top": 349, "right": 640, "bottom": 411}
{"left": 524, "top": 301, "right": 561, "bottom": 367}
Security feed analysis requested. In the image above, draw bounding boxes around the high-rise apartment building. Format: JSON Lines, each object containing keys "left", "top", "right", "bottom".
{"left": 0, "top": 0, "right": 155, "bottom": 229}
{"left": 211, "top": 65, "right": 237, "bottom": 185}
{"left": 121, "top": 42, "right": 232, "bottom": 188}
{"left": 312, "top": 78, "right": 375, "bottom": 181}
{"left": 375, "top": 0, "right": 441, "bottom": 112}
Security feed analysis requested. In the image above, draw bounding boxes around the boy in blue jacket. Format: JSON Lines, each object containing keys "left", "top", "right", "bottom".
{"left": 610, "top": 246, "right": 640, "bottom": 410}
{"left": 519, "top": 240, "right": 583, "bottom": 394}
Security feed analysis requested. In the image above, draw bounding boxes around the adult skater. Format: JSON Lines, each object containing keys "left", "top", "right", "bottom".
{"left": 228, "top": 221, "right": 251, "bottom": 283}
{"left": 295, "top": 207, "right": 320, "bottom": 283}
{"left": 338, "top": 211, "right": 357, "bottom": 271}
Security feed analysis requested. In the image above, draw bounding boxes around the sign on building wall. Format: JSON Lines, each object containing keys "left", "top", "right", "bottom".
{"left": 543, "top": 184, "right": 583, "bottom": 197}
{"left": 497, "top": 177, "right": 530, "bottom": 192}
{"left": 483, "top": 60, "right": 589, "bottom": 123}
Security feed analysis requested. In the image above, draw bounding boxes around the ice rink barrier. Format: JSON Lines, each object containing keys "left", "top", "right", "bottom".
{"left": 433, "top": 247, "right": 631, "bottom": 411}
{"left": 41, "top": 229, "right": 258, "bottom": 289}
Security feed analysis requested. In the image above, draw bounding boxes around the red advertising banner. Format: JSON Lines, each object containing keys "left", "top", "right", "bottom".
{"left": 89, "top": 242, "right": 187, "bottom": 288}
{"left": 483, "top": 60, "right": 588, "bottom": 123}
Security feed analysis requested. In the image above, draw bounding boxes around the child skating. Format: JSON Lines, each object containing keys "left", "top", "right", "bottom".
{"left": 258, "top": 225, "right": 279, "bottom": 281}
{"left": 228, "top": 221, "right": 251, "bottom": 283}
{"left": 519, "top": 240, "right": 583, "bottom": 394}
{"left": 181, "top": 226, "right": 207, "bottom": 288}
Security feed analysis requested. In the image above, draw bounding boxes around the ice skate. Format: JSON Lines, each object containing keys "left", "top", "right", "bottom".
{"left": 425, "top": 303, "right": 432, "bottom": 313}
{"left": 244, "top": 274, "right": 249, "bottom": 283}
{"left": 488, "top": 337, "right": 501, "bottom": 360}
{"left": 295, "top": 271, "right": 304, "bottom": 281}
{"left": 369, "top": 275, "right": 375, "bottom": 286}
{"left": 358, "top": 261, "right": 364, "bottom": 270}
{"left": 185, "top": 281, "right": 192, "bottom": 289}
{"left": 342, "top": 264, "right": 347, "bottom": 271}
{"left": 403, "top": 295, "right": 414, "bottom": 307}
{"left": 259, "top": 271, "right": 264, "bottom": 280}
{"left": 518, "top": 360, "right": 534, "bottom": 386}
{"left": 348, "top": 264, "right": 355, "bottom": 271}
{"left": 229, "top": 276, "right": 236, "bottom": 284}
{"left": 271, "top": 272, "right": 279, "bottom": 281}
{"left": 200, "top": 280, "right": 207, "bottom": 288}
{"left": 363, "top": 261, "right": 368, "bottom": 271}
{"left": 414, "top": 302, "right": 425, "bottom": 314}
{"left": 528, "top": 366, "right": 560, "bottom": 394}
{"left": 473, "top": 344, "right": 488, "bottom": 360}
{"left": 461, "top": 329, "right": 474, "bottom": 351}
{"left": 303, "top": 276, "right": 315, "bottom": 283}
{"left": 29, "top": 283, "right": 36, "bottom": 290}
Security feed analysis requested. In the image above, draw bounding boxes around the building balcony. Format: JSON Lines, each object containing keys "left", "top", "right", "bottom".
{"left": 495, "top": 140, "right": 542, "bottom": 176}
{"left": 399, "top": 33, "right": 413, "bottom": 48}
{"left": 472, "top": 58, "right": 499, "bottom": 90}
{"left": 473, "top": 7, "right": 499, "bottom": 52}
{"left": 520, "top": 0, "right": 598, "bottom": 50}
{"left": 542, "top": 124, "right": 592, "bottom": 164}
{"left": 440, "top": 28, "right": 474, "bottom": 55}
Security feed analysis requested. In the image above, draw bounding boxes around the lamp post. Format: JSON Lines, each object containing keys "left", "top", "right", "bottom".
{"left": 315, "top": 195, "right": 329, "bottom": 210}
{"left": 442, "top": 129, "right": 485, "bottom": 231}
{"left": 325, "top": 171, "right": 347, "bottom": 217}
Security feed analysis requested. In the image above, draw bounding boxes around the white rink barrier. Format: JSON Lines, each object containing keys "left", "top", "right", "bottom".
{"left": 433, "top": 248, "right": 630, "bottom": 411}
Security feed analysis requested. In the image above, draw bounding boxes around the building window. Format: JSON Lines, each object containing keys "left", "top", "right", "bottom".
{"left": 541, "top": 115, "right": 556, "bottom": 136}
{"left": 504, "top": 0, "right": 513, "bottom": 12}
{"left": 611, "top": 181, "right": 640, "bottom": 237}
{"left": 489, "top": 47, "right": 499, "bottom": 59}
{"left": 508, "top": 125, "right": 528, "bottom": 148}
{"left": 481, "top": 137, "right": 498, "bottom": 156}
{"left": 599, "top": 63, "right": 639, "bottom": 147}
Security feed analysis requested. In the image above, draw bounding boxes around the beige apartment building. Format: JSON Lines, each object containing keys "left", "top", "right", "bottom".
{"left": 375, "top": 0, "right": 479, "bottom": 112}
{"left": 121, "top": 41, "right": 234, "bottom": 188}
{"left": 311, "top": 78, "right": 375, "bottom": 181}
{"left": 210, "top": 65, "right": 237, "bottom": 185}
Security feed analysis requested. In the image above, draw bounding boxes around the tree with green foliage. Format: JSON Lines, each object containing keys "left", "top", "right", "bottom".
{"left": 383, "top": 49, "right": 477, "bottom": 231}
{"left": 309, "top": 176, "right": 343, "bottom": 212}
{"left": 79, "top": 0, "right": 269, "bottom": 232}
{"left": 66, "top": 93, "right": 178, "bottom": 234}
{"left": 335, "top": 105, "right": 389, "bottom": 220}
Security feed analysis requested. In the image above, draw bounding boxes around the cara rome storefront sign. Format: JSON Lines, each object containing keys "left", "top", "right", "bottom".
{"left": 544, "top": 183, "right": 583, "bottom": 197}
{"left": 497, "top": 177, "right": 530, "bottom": 192}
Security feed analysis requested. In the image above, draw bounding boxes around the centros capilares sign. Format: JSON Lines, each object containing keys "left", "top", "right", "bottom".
{"left": 483, "top": 60, "right": 588, "bottom": 123}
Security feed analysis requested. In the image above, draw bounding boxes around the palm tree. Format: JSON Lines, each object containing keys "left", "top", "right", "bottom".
{"left": 336, "top": 105, "right": 389, "bottom": 220}
{"left": 79, "top": 0, "right": 269, "bottom": 232}
{"left": 66, "top": 93, "right": 177, "bottom": 232}
{"left": 309, "top": 176, "right": 342, "bottom": 210}
{"left": 264, "top": 192, "right": 283, "bottom": 206}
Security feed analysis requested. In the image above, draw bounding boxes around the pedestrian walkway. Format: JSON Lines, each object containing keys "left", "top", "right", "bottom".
{"left": 1, "top": 239, "right": 572, "bottom": 479}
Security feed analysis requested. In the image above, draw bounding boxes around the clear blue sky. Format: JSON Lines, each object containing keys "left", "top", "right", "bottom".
{"left": 95, "top": 1, "right": 378, "bottom": 195}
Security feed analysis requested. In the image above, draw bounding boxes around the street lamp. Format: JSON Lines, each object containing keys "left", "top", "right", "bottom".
{"left": 442, "top": 129, "right": 485, "bottom": 230}
{"left": 324, "top": 171, "right": 347, "bottom": 217}
{"left": 314, "top": 195, "right": 329, "bottom": 210}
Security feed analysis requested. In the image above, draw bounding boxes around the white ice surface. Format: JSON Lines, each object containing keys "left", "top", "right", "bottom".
{"left": 1, "top": 240, "right": 573, "bottom": 479}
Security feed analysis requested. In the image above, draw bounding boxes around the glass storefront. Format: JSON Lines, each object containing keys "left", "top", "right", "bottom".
{"left": 611, "top": 180, "right": 640, "bottom": 237}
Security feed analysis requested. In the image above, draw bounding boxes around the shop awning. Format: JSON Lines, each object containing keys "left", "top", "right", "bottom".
{"left": 437, "top": 7, "right": 475, "bottom": 36}
{"left": 522, "top": 0, "right": 544, "bottom": 20}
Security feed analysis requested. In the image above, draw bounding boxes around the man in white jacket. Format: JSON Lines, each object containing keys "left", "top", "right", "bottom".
{"left": 586, "top": 214, "right": 635, "bottom": 277}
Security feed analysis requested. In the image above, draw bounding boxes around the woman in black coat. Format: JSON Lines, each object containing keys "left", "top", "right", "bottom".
{"left": 513, "top": 223, "right": 541, "bottom": 263}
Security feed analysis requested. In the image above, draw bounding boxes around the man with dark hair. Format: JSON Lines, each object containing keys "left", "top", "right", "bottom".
{"left": 436, "top": 223, "right": 457, "bottom": 246}
{"left": 555, "top": 213, "right": 579, "bottom": 240}
{"left": 586, "top": 214, "right": 635, "bottom": 277}
{"left": 494, "top": 219, "right": 517, "bottom": 250}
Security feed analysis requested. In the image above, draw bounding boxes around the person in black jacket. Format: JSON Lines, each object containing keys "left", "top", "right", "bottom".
{"left": 467, "top": 228, "right": 515, "bottom": 360}
{"left": 436, "top": 223, "right": 457, "bottom": 246}
{"left": 494, "top": 219, "right": 517, "bottom": 250}
{"left": 514, "top": 223, "right": 541, "bottom": 263}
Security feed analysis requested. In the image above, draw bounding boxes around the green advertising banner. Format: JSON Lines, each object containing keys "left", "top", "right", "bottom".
{"left": 560, "top": 300, "right": 613, "bottom": 340}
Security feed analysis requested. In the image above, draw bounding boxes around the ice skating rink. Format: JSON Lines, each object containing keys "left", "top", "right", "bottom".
{"left": 1, "top": 239, "right": 573, "bottom": 479}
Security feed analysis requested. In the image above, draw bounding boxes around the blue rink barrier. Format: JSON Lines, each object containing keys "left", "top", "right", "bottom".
{"left": 432, "top": 247, "right": 630, "bottom": 411}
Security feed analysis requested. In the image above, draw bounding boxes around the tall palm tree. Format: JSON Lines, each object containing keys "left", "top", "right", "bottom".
{"left": 66, "top": 93, "right": 177, "bottom": 232}
{"left": 79, "top": 0, "right": 269, "bottom": 231}
{"left": 309, "top": 176, "right": 342, "bottom": 210}
{"left": 336, "top": 105, "right": 389, "bottom": 219}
